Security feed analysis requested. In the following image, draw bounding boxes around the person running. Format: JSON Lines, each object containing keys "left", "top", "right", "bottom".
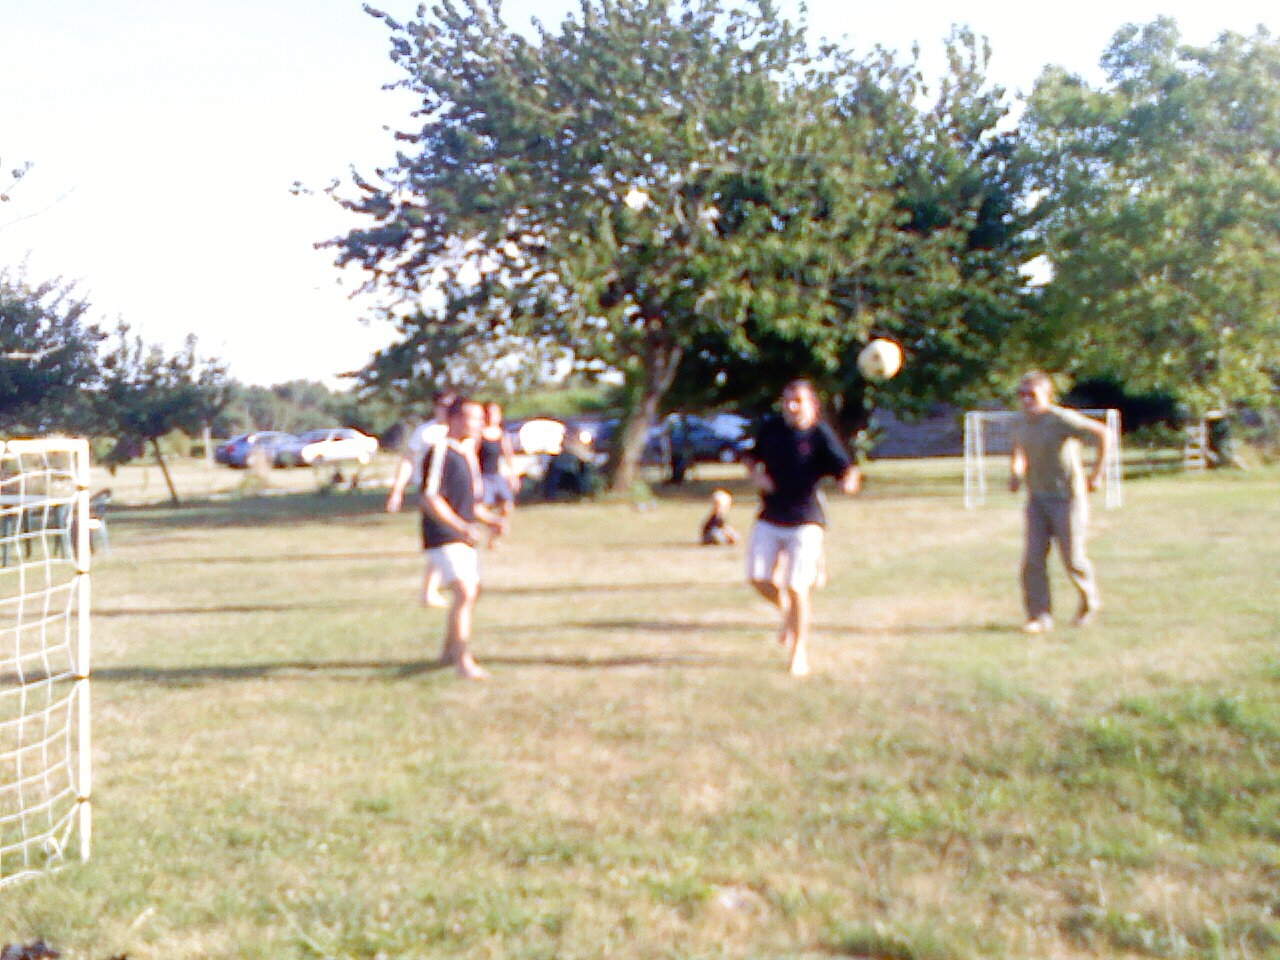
{"left": 477, "top": 401, "right": 520, "bottom": 547}
{"left": 386, "top": 388, "right": 456, "bottom": 607}
{"left": 743, "top": 379, "right": 861, "bottom": 676}
{"left": 1008, "top": 370, "right": 1111, "bottom": 633}
{"left": 420, "top": 396, "right": 504, "bottom": 679}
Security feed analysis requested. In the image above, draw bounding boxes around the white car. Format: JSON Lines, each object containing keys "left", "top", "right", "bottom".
{"left": 277, "top": 428, "right": 378, "bottom": 467}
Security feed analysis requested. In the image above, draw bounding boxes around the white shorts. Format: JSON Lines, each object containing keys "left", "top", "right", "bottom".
{"left": 426, "top": 542, "right": 480, "bottom": 589}
{"left": 746, "top": 520, "right": 825, "bottom": 591}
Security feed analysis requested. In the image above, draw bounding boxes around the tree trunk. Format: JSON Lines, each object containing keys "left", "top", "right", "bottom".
{"left": 152, "top": 438, "right": 181, "bottom": 505}
{"left": 607, "top": 337, "right": 683, "bottom": 494}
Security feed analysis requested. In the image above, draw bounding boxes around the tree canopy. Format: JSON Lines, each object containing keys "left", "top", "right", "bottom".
{"left": 96, "top": 324, "right": 229, "bottom": 502}
{"left": 1024, "top": 20, "right": 1280, "bottom": 416}
{"left": 333, "top": 0, "right": 928, "bottom": 486}
{"left": 0, "top": 268, "right": 104, "bottom": 433}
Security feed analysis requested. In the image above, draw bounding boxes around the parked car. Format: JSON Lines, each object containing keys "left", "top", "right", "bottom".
{"left": 275, "top": 428, "right": 378, "bottom": 467}
{"left": 214, "top": 431, "right": 297, "bottom": 468}
{"left": 704, "top": 413, "right": 750, "bottom": 443}
{"left": 649, "top": 415, "right": 749, "bottom": 464}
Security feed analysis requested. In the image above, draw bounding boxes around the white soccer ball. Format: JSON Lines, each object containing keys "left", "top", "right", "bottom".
{"left": 857, "top": 339, "right": 903, "bottom": 380}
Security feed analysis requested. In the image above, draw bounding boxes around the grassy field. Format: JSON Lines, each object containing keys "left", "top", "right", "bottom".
{"left": 2, "top": 458, "right": 1277, "bottom": 959}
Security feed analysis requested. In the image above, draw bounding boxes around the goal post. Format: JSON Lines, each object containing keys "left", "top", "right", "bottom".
{"left": 0, "top": 437, "right": 92, "bottom": 886}
{"left": 964, "top": 409, "right": 1122, "bottom": 509}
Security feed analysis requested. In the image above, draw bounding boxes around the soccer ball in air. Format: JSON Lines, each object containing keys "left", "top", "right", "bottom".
{"left": 857, "top": 339, "right": 903, "bottom": 380}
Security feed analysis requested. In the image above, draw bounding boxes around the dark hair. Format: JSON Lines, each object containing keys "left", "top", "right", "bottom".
{"left": 783, "top": 378, "right": 818, "bottom": 401}
{"left": 1019, "top": 370, "right": 1053, "bottom": 396}
{"left": 432, "top": 387, "right": 458, "bottom": 405}
{"left": 445, "top": 394, "right": 479, "bottom": 419}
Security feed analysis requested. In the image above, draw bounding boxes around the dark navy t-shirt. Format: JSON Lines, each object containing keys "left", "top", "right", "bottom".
{"left": 420, "top": 440, "right": 478, "bottom": 549}
{"left": 748, "top": 415, "right": 852, "bottom": 527}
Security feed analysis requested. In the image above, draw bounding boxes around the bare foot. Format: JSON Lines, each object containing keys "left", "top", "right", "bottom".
{"left": 456, "top": 658, "right": 489, "bottom": 680}
{"left": 788, "top": 653, "right": 810, "bottom": 677}
{"left": 422, "top": 588, "right": 448, "bottom": 608}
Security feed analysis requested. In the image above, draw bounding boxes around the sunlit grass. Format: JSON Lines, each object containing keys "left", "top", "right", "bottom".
{"left": 3, "top": 460, "right": 1277, "bottom": 959}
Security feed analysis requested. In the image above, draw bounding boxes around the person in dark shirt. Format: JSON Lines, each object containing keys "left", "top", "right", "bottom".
{"left": 477, "top": 401, "right": 520, "bottom": 547}
{"left": 421, "top": 396, "right": 504, "bottom": 679}
{"left": 743, "top": 379, "right": 861, "bottom": 676}
{"left": 386, "top": 387, "right": 456, "bottom": 607}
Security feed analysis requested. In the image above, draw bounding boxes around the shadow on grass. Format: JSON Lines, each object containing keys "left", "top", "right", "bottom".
{"left": 559, "top": 618, "right": 1015, "bottom": 637}
{"left": 92, "top": 583, "right": 731, "bottom": 619}
{"left": 88, "top": 652, "right": 747, "bottom": 686}
{"left": 93, "top": 598, "right": 405, "bottom": 617}
{"left": 487, "top": 580, "right": 728, "bottom": 596}
{"left": 138, "top": 550, "right": 420, "bottom": 566}
{"left": 109, "top": 490, "right": 392, "bottom": 530}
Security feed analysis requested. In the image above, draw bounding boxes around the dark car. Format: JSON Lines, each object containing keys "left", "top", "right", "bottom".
{"left": 666, "top": 415, "right": 749, "bottom": 464}
{"left": 214, "top": 431, "right": 297, "bottom": 468}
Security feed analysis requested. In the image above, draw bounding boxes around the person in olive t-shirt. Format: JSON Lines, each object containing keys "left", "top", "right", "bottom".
{"left": 743, "top": 379, "right": 861, "bottom": 676}
{"left": 1008, "top": 371, "right": 1112, "bottom": 634}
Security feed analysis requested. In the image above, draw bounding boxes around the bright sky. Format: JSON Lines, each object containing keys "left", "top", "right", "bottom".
{"left": 2, "top": 1, "right": 1275, "bottom": 387}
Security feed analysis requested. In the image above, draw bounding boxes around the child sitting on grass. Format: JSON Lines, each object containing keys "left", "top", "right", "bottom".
{"left": 700, "top": 489, "right": 740, "bottom": 546}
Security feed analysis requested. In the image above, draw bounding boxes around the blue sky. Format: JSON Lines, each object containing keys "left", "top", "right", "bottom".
{"left": 2, "top": 0, "right": 1275, "bottom": 386}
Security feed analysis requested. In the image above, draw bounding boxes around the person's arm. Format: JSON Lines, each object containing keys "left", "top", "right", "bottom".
{"left": 820, "top": 424, "right": 860, "bottom": 495}
{"left": 421, "top": 490, "right": 480, "bottom": 545}
{"left": 744, "top": 455, "right": 775, "bottom": 494}
{"left": 500, "top": 432, "right": 521, "bottom": 491}
{"left": 837, "top": 463, "right": 861, "bottom": 495}
{"left": 742, "top": 423, "right": 775, "bottom": 494}
{"left": 474, "top": 499, "right": 505, "bottom": 531}
{"left": 1082, "top": 418, "right": 1112, "bottom": 492}
{"left": 1009, "top": 441, "right": 1026, "bottom": 492}
{"left": 385, "top": 456, "right": 413, "bottom": 512}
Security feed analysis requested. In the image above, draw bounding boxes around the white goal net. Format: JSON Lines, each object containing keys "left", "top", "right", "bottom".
{"left": 964, "top": 409, "right": 1123, "bottom": 509}
{"left": 0, "top": 438, "right": 92, "bottom": 885}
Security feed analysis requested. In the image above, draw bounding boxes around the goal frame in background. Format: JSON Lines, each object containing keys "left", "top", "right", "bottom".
{"left": 964, "top": 409, "right": 1123, "bottom": 510}
{"left": 0, "top": 437, "right": 92, "bottom": 886}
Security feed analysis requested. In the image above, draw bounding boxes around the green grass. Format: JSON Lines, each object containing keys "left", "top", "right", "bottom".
{"left": 2, "top": 459, "right": 1277, "bottom": 959}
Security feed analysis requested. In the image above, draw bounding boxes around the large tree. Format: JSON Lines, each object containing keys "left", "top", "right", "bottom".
{"left": 0, "top": 268, "right": 104, "bottom": 433}
{"left": 665, "top": 30, "right": 1042, "bottom": 432}
{"left": 332, "top": 0, "right": 899, "bottom": 489}
{"left": 1024, "top": 19, "right": 1280, "bottom": 415}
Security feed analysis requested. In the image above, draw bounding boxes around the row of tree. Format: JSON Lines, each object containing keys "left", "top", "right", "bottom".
{"left": 328, "top": 1, "right": 1280, "bottom": 489}
{"left": 218, "top": 380, "right": 402, "bottom": 441}
{"left": 0, "top": 267, "right": 406, "bottom": 448}
{"left": 0, "top": 267, "right": 228, "bottom": 500}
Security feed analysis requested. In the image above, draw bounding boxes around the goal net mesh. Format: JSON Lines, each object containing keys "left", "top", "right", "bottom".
{"left": 0, "top": 438, "right": 91, "bottom": 885}
{"left": 964, "top": 409, "right": 1123, "bottom": 509}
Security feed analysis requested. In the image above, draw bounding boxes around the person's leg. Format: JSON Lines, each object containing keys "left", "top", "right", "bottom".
{"left": 1021, "top": 496, "right": 1053, "bottom": 629}
{"left": 431, "top": 544, "right": 486, "bottom": 678}
{"left": 750, "top": 570, "right": 792, "bottom": 645}
{"left": 443, "top": 579, "right": 486, "bottom": 678}
{"left": 783, "top": 525, "right": 823, "bottom": 675}
{"left": 754, "top": 575, "right": 794, "bottom": 647}
{"left": 422, "top": 556, "right": 446, "bottom": 608}
{"left": 783, "top": 585, "right": 812, "bottom": 676}
{"left": 747, "top": 522, "right": 790, "bottom": 645}
{"left": 489, "top": 494, "right": 514, "bottom": 547}
{"left": 1052, "top": 495, "right": 1099, "bottom": 624}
